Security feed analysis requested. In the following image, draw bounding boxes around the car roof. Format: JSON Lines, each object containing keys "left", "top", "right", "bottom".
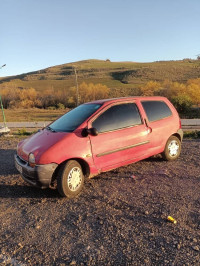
{"left": 85, "top": 96, "right": 168, "bottom": 105}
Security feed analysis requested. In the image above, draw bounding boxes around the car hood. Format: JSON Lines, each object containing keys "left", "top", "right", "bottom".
{"left": 17, "top": 129, "right": 69, "bottom": 162}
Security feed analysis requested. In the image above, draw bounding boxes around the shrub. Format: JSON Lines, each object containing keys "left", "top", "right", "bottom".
{"left": 47, "top": 106, "right": 56, "bottom": 110}
{"left": 171, "top": 95, "right": 193, "bottom": 114}
{"left": 15, "top": 128, "right": 33, "bottom": 136}
{"left": 184, "top": 130, "right": 200, "bottom": 139}
{"left": 57, "top": 103, "right": 65, "bottom": 110}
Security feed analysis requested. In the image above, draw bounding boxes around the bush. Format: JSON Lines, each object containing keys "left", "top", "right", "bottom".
{"left": 47, "top": 106, "right": 56, "bottom": 110}
{"left": 184, "top": 130, "right": 200, "bottom": 139}
{"left": 171, "top": 95, "right": 193, "bottom": 114}
{"left": 57, "top": 103, "right": 65, "bottom": 110}
{"left": 15, "top": 128, "right": 33, "bottom": 136}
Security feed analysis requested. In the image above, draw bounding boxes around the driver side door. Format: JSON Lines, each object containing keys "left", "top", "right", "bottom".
{"left": 88, "top": 102, "right": 151, "bottom": 172}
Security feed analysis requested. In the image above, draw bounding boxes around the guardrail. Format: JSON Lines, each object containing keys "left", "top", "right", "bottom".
{"left": 181, "top": 119, "right": 200, "bottom": 126}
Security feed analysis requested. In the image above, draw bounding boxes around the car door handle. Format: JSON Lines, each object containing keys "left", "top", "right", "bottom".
{"left": 144, "top": 119, "right": 152, "bottom": 134}
{"left": 147, "top": 127, "right": 152, "bottom": 134}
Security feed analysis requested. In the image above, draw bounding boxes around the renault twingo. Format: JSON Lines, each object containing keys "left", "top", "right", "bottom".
{"left": 15, "top": 97, "right": 183, "bottom": 198}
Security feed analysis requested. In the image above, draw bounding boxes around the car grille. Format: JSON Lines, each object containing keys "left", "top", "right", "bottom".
{"left": 17, "top": 154, "right": 27, "bottom": 166}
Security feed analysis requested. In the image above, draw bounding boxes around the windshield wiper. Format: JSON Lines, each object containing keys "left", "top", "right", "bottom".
{"left": 46, "top": 126, "right": 56, "bottom": 132}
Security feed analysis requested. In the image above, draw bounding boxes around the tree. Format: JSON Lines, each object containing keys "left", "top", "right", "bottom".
{"left": 68, "top": 82, "right": 110, "bottom": 105}
{"left": 171, "top": 95, "right": 192, "bottom": 114}
{"left": 140, "top": 81, "right": 161, "bottom": 96}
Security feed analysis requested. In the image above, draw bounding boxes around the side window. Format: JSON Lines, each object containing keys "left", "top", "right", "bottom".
{"left": 92, "top": 103, "right": 142, "bottom": 133}
{"left": 141, "top": 101, "right": 172, "bottom": 122}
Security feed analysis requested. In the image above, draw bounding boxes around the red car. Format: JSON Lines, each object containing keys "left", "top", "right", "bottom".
{"left": 15, "top": 97, "right": 183, "bottom": 198}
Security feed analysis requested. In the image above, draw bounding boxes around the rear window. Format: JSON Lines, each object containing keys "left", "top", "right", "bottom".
{"left": 141, "top": 101, "right": 172, "bottom": 122}
{"left": 92, "top": 103, "right": 142, "bottom": 133}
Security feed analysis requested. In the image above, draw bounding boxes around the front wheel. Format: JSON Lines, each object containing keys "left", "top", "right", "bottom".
{"left": 162, "top": 136, "right": 181, "bottom": 161}
{"left": 57, "top": 160, "right": 84, "bottom": 198}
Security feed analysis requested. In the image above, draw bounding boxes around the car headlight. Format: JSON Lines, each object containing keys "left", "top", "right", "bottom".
{"left": 29, "top": 153, "right": 36, "bottom": 168}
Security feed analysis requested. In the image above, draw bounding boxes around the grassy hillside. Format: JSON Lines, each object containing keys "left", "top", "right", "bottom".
{"left": 1, "top": 59, "right": 200, "bottom": 94}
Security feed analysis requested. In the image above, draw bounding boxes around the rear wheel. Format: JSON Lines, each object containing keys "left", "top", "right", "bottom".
{"left": 57, "top": 160, "right": 84, "bottom": 198}
{"left": 162, "top": 136, "right": 181, "bottom": 161}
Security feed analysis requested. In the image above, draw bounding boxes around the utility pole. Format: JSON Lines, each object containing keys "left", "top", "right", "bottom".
{"left": 0, "top": 64, "right": 10, "bottom": 133}
{"left": 74, "top": 67, "right": 79, "bottom": 106}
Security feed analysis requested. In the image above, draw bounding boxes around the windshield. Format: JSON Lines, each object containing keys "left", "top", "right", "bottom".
{"left": 48, "top": 103, "right": 101, "bottom": 132}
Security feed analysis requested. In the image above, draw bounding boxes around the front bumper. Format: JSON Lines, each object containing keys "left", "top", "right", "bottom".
{"left": 14, "top": 154, "right": 58, "bottom": 188}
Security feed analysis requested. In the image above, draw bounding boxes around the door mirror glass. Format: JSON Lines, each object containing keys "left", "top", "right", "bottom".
{"left": 89, "top": 127, "right": 99, "bottom": 136}
{"left": 81, "top": 127, "right": 99, "bottom": 137}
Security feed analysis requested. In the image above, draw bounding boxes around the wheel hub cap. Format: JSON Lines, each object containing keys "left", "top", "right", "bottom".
{"left": 168, "top": 140, "right": 179, "bottom": 156}
{"left": 68, "top": 167, "right": 82, "bottom": 191}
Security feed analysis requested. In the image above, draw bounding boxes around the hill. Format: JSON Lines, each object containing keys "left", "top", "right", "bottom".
{"left": 0, "top": 59, "right": 200, "bottom": 95}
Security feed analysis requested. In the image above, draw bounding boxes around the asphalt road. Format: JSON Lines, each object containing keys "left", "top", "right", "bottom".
{"left": 1, "top": 119, "right": 200, "bottom": 129}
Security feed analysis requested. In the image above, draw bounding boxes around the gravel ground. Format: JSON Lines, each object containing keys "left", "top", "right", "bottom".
{"left": 0, "top": 137, "right": 199, "bottom": 265}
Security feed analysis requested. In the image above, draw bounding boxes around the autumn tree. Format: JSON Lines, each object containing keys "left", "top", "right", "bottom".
{"left": 140, "top": 81, "right": 162, "bottom": 96}
{"left": 140, "top": 78, "right": 200, "bottom": 114}
{"left": 171, "top": 95, "right": 193, "bottom": 114}
{"left": 19, "top": 88, "right": 38, "bottom": 108}
{"left": 0, "top": 87, "right": 39, "bottom": 108}
{"left": 68, "top": 82, "right": 110, "bottom": 106}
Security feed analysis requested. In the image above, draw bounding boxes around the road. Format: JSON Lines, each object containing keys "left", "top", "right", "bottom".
{"left": 0, "top": 121, "right": 51, "bottom": 129}
{"left": 0, "top": 119, "right": 200, "bottom": 128}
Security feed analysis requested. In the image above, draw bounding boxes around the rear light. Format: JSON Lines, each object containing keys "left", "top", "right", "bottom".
{"left": 179, "top": 119, "right": 182, "bottom": 129}
{"left": 28, "top": 153, "right": 36, "bottom": 168}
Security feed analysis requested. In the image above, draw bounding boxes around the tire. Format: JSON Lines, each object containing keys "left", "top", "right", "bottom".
{"left": 162, "top": 136, "right": 181, "bottom": 161}
{"left": 57, "top": 160, "right": 84, "bottom": 198}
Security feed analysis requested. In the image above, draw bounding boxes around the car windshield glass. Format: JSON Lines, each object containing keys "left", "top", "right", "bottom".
{"left": 49, "top": 104, "right": 101, "bottom": 132}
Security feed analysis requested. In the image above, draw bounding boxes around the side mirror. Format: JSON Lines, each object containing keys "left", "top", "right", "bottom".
{"left": 89, "top": 127, "right": 99, "bottom": 136}
{"left": 81, "top": 127, "right": 99, "bottom": 137}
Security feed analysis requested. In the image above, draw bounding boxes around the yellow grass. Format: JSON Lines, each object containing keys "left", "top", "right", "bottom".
{"left": 2, "top": 108, "right": 66, "bottom": 122}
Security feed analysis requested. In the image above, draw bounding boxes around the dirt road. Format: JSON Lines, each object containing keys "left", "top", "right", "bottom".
{"left": 0, "top": 137, "right": 199, "bottom": 265}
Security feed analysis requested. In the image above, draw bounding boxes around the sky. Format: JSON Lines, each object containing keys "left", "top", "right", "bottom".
{"left": 1, "top": 0, "right": 200, "bottom": 77}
